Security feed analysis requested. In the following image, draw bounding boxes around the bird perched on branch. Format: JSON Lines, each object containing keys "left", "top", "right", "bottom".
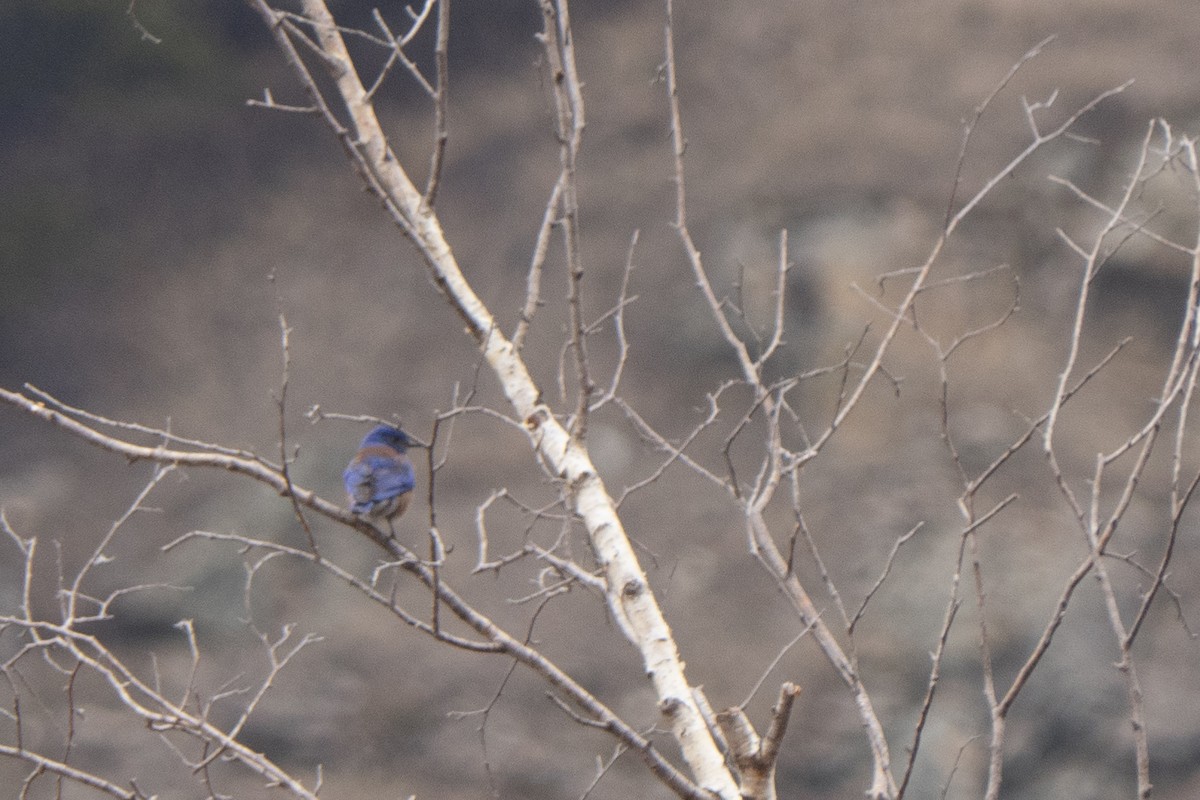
{"left": 343, "top": 425, "right": 416, "bottom": 534}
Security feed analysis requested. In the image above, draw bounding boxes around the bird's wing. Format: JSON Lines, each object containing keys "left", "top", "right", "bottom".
{"left": 343, "top": 460, "right": 375, "bottom": 504}
{"left": 368, "top": 456, "right": 416, "bottom": 499}
{"left": 344, "top": 455, "right": 415, "bottom": 503}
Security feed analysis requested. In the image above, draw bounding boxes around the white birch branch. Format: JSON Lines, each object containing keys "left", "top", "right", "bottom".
{"left": 246, "top": 0, "right": 739, "bottom": 794}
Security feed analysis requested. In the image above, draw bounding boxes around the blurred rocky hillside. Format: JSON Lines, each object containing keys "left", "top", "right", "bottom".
{"left": 4, "top": 2, "right": 1200, "bottom": 799}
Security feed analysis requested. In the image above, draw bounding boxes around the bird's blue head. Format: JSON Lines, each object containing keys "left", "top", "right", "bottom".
{"left": 360, "top": 425, "right": 412, "bottom": 452}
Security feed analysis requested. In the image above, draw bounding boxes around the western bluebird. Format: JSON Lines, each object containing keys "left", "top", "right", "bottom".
{"left": 343, "top": 425, "right": 416, "bottom": 533}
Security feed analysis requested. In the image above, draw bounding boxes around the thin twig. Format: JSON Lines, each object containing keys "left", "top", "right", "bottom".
{"left": 422, "top": 0, "right": 450, "bottom": 206}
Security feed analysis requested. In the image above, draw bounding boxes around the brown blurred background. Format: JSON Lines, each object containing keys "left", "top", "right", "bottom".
{"left": 3, "top": 2, "right": 1200, "bottom": 798}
